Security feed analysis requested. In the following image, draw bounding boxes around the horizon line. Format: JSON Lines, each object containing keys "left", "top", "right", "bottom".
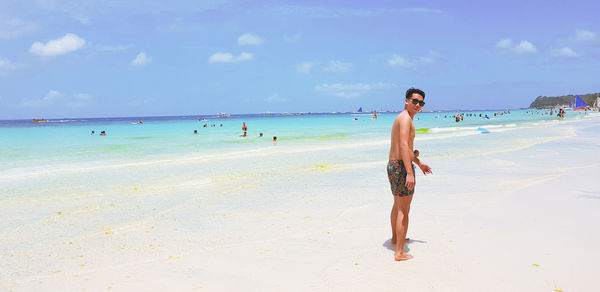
{"left": 1, "top": 107, "right": 543, "bottom": 122}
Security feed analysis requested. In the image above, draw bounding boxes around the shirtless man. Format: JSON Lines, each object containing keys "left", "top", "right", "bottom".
{"left": 388, "top": 88, "right": 432, "bottom": 261}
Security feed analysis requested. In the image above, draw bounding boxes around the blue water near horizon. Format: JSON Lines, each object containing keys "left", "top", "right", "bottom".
{"left": 1, "top": 109, "right": 596, "bottom": 172}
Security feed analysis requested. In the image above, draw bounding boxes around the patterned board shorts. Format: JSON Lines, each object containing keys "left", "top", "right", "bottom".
{"left": 387, "top": 160, "right": 415, "bottom": 197}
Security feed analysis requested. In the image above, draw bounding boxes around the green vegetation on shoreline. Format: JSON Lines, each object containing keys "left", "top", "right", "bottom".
{"left": 530, "top": 92, "right": 599, "bottom": 108}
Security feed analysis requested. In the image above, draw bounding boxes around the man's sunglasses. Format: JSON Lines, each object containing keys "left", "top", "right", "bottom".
{"left": 409, "top": 98, "right": 426, "bottom": 107}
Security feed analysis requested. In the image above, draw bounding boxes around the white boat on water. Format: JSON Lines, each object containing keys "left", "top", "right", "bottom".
{"left": 217, "top": 113, "right": 230, "bottom": 118}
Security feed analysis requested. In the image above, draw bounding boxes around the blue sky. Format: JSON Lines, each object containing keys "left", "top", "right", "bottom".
{"left": 0, "top": 0, "right": 598, "bottom": 119}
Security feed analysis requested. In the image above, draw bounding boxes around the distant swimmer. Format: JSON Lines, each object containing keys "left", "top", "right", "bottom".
{"left": 91, "top": 130, "right": 95, "bottom": 135}
{"left": 273, "top": 136, "right": 277, "bottom": 142}
{"left": 241, "top": 131, "right": 247, "bottom": 137}
{"left": 242, "top": 122, "right": 248, "bottom": 131}
{"left": 194, "top": 130, "right": 198, "bottom": 134}
{"left": 353, "top": 118, "right": 359, "bottom": 121}
{"left": 259, "top": 133, "right": 263, "bottom": 138}
{"left": 220, "top": 124, "right": 223, "bottom": 127}
{"left": 100, "top": 131, "right": 106, "bottom": 136}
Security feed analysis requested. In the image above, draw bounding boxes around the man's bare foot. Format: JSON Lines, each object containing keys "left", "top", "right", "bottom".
{"left": 390, "top": 238, "right": 410, "bottom": 245}
{"left": 394, "top": 253, "right": 413, "bottom": 261}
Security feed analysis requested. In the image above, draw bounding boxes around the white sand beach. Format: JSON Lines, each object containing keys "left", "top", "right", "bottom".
{"left": 2, "top": 115, "right": 600, "bottom": 291}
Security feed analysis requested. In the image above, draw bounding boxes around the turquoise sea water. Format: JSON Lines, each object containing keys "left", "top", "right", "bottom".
{"left": 0, "top": 109, "right": 597, "bottom": 173}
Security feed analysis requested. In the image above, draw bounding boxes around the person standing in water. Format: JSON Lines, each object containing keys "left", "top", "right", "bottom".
{"left": 387, "top": 88, "right": 432, "bottom": 261}
{"left": 242, "top": 122, "right": 248, "bottom": 132}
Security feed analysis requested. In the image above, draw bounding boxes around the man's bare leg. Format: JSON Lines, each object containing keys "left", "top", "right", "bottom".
{"left": 394, "top": 194, "right": 413, "bottom": 261}
{"left": 390, "top": 199, "right": 410, "bottom": 245}
{"left": 391, "top": 198, "right": 398, "bottom": 244}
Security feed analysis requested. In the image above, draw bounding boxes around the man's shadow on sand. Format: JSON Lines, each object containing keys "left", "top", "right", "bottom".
{"left": 382, "top": 238, "right": 427, "bottom": 253}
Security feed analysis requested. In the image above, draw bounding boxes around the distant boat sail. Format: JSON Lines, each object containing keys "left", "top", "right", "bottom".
{"left": 570, "top": 95, "right": 588, "bottom": 110}
{"left": 357, "top": 107, "right": 363, "bottom": 113}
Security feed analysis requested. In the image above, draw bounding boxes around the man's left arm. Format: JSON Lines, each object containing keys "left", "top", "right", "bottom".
{"left": 412, "top": 156, "right": 432, "bottom": 175}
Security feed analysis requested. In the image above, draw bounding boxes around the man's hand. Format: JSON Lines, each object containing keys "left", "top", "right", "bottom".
{"left": 419, "top": 163, "right": 432, "bottom": 175}
{"left": 405, "top": 174, "right": 415, "bottom": 190}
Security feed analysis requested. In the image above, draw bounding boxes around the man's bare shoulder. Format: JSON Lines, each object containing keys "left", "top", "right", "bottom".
{"left": 394, "top": 111, "right": 411, "bottom": 125}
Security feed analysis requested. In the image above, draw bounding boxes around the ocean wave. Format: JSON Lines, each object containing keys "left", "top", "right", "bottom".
{"left": 48, "top": 120, "right": 77, "bottom": 123}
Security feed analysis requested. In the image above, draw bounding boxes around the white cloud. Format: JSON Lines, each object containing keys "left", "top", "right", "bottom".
{"left": 296, "top": 61, "right": 319, "bottom": 73}
{"left": 296, "top": 60, "right": 354, "bottom": 73}
{"left": 29, "top": 33, "right": 86, "bottom": 56}
{"left": 130, "top": 52, "right": 151, "bottom": 66}
{"left": 552, "top": 47, "right": 578, "bottom": 57}
{"left": 238, "top": 33, "right": 264, "bottom": 45}
{"left": 67, "top": 93, "right": 94, "bottom": 107}
{"left": 162, "top": 18, "right": 204, "bottom": 32}
{"left": 20, "top": 90, "right": 93, "bottom": 107}
{"left": 323, "top": 61, "right": 353, "bottom": 73}
{"left": 387, "top": 55, "right": 411, "bottom": 67}
{"left": 208, "top": 52, "right": 253, "bottom": 63}
{"left": 43, "top": 90, "right": 62, "bottom": 102}
{"left": 284, "top": 33, "right": 302, "bottom": 43}
{"left": 315, "top": 82, "right": 397, "bottom": 98}
{"left": 496, "top": 38, "right": 513, "bottom": 49}
{"left": 513, "top": 40, "right": 536, "bottom": 53}
{"left": 20, "top": 90, "right": 63, "bottom": 107}
{"left": 0, "top": 57, "right": 17, "bottom": 75}
{"left": 387, "top": 54, "right": 434, "bottom": 67}
{"left": 572, "top": 29, "right": 597, "bottom": 42}
{"left": 496, "top": 38, "right": 536, "bottom": 54}
{"left": 265, "top": 93, "right": 287, "bottom": 103}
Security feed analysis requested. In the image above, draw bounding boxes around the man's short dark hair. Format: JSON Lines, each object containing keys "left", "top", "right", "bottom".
{"left": 406, "top": 88, "right": 425, "bottom": 100}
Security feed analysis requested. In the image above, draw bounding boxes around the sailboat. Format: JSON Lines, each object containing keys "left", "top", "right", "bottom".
{"left": 570, "top": 95, "right": 588, "bottom": 110}
{"left": 352, "top": 107, "right": 371, "bottom": 116}
{"left": 32, "top": 118, "right": 48, "bottom": 122}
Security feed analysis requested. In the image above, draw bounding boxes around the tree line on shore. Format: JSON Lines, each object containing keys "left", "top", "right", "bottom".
{"left": 529, "top": 92, "right": 599, "bottom": 108}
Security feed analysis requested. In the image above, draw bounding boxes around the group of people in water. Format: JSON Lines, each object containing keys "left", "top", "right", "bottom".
{"left": 239, "top": 122, "right": 277, "bottom": 142}
{"left": 90, "top": 130, "right": 106, "bottom": 136}
{"left": 192, "top": 121, "right": 278, "bottom": 142}
{"left": 525, "top": 108, "right": 576, "bottom": 119}
{"left": 438, "top": 112, "right": 497, "bottom": 122}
